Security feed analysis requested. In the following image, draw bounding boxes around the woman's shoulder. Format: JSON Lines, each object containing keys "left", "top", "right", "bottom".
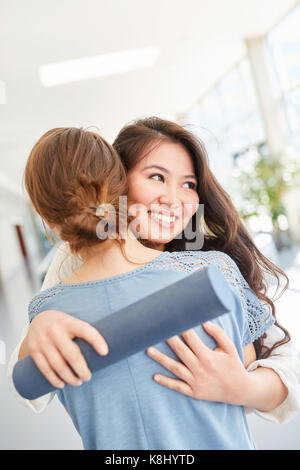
{"left": 28, "top": 285, "right": 65, "bottom": 323}
{"left": 166, "top": 250, "right": 274, "bottom": 343}
{"left": 165, "top": 250, "right": 248, "bottom": 286}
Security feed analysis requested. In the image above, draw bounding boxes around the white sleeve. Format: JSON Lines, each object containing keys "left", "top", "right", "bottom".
{"left": 246, "top": 323, "right": 300, "bottom": 424}
{"left": 7, "top": 242, "right": 83, "bottom": 413}
{"left": 41, "top": 242, "right": 83, "bottom": 290}
{"left": 7, "top": 325, "right": 55, "bottom": 413}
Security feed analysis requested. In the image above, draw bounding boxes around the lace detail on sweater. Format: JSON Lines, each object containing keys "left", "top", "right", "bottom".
{"left": 154, "top": 250, "right": 274, "bottom": 344}
{"left": 28, "top": 286, "right": 64, "bottom": 323}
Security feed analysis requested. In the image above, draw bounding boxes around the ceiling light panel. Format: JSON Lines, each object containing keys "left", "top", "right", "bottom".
{"left": 39, "top": 46, "right": 160, "bottom": 87}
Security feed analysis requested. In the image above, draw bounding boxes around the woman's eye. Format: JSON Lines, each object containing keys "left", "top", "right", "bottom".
{"left": 149, "top": 174, "right": 164, "bottom": 182}
{"left": 183, "top": 181, "right": 196, "bottom": 190}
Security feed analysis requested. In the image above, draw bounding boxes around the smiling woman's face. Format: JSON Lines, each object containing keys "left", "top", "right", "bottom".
{"left": 127, "top": 141, "right": 199, "bottom": 248}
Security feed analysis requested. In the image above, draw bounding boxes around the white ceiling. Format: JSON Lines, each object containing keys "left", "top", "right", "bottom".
{"left": 1, "top": 0, "right": 299, "bottom": 186}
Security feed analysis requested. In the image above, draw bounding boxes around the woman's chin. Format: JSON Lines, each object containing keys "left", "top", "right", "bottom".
{"left": 148, "top": 237, "right": 172, "bottom": 245}
{"left": 133, "top": 218, "right": 186, "bottom": 245}
{"left": 145, "top": 229, "right": 184, "bottom": 245}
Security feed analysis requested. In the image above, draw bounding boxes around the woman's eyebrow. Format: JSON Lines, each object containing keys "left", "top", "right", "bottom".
{"left": 143, "top": 165, "right": 197, "bottom": 179}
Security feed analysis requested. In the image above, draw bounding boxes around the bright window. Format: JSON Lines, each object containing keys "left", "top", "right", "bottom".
{"left": 267, "top": 4, "right": 300, "bottom": 148}
{"left": 184, "top": 58, "right": 265, "bottom": 185}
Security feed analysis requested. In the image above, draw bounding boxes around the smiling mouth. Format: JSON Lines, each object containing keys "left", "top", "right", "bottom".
{"left": 148, "top": 211, "right": 179, "bottom": 225}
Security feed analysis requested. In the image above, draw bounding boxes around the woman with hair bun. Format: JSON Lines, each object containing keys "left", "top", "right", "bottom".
{"left": 8, "top": 122, "right": 299, "bottom": 448}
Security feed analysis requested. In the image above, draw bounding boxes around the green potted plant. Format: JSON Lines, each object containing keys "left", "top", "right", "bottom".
{"left": 233, "top": 146, "right": 300, "bottom": 251}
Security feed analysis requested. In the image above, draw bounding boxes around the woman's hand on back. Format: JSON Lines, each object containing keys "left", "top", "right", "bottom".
{"left": 19, "top": 310, "right": 109, "bottom": 389}
{"left": 146, "top": 321, "right": 255, "bottom": 406}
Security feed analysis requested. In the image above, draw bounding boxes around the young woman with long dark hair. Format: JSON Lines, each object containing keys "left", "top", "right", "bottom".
{"left": 9, "top": 119, "right": 299, "bottom": 427}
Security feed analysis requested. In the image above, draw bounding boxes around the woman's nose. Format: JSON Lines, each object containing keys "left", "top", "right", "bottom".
{"left": 159, "top": 186, "right": 180, "bottom": 206}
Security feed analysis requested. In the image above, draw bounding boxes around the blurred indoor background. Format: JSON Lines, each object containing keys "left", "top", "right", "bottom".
{"left": 1, "top": 0, "right": 300, "bottom": 449}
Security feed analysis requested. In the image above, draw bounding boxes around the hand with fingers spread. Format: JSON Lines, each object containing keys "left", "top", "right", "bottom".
{"left": 146, "top": 321, "right": 253, "bottom": 406}
{"left": 18, "top": 310, "right": 109, "bottom": 389}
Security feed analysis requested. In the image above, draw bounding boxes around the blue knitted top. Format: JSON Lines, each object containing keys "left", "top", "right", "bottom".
{"left": 28, "top": 250, "right": 274, "bottom": 450}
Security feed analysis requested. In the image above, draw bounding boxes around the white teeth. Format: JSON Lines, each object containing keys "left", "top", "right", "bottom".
{"left": 151, "top": 212, "right": 175, "bottom": 223}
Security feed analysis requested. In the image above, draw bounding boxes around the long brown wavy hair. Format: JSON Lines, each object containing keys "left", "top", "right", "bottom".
{"left": 113, "top": 116, "right": 290, "bottom": 359}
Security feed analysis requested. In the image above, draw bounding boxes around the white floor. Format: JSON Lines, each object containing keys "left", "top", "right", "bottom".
{"left": 1, "top": 245, "right": 300, "bottom": 450}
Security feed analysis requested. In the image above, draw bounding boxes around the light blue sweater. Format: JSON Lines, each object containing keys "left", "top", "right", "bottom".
{"left": 28, "top": 250, "right": 274, "bottom": 450}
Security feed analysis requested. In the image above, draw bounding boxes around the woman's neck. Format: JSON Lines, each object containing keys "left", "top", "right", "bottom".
{"left": 80, "top": 236, "right": 161, "bottom": 264}
{"left": 65, "top": 235, "right": 163, "bottom": 284}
